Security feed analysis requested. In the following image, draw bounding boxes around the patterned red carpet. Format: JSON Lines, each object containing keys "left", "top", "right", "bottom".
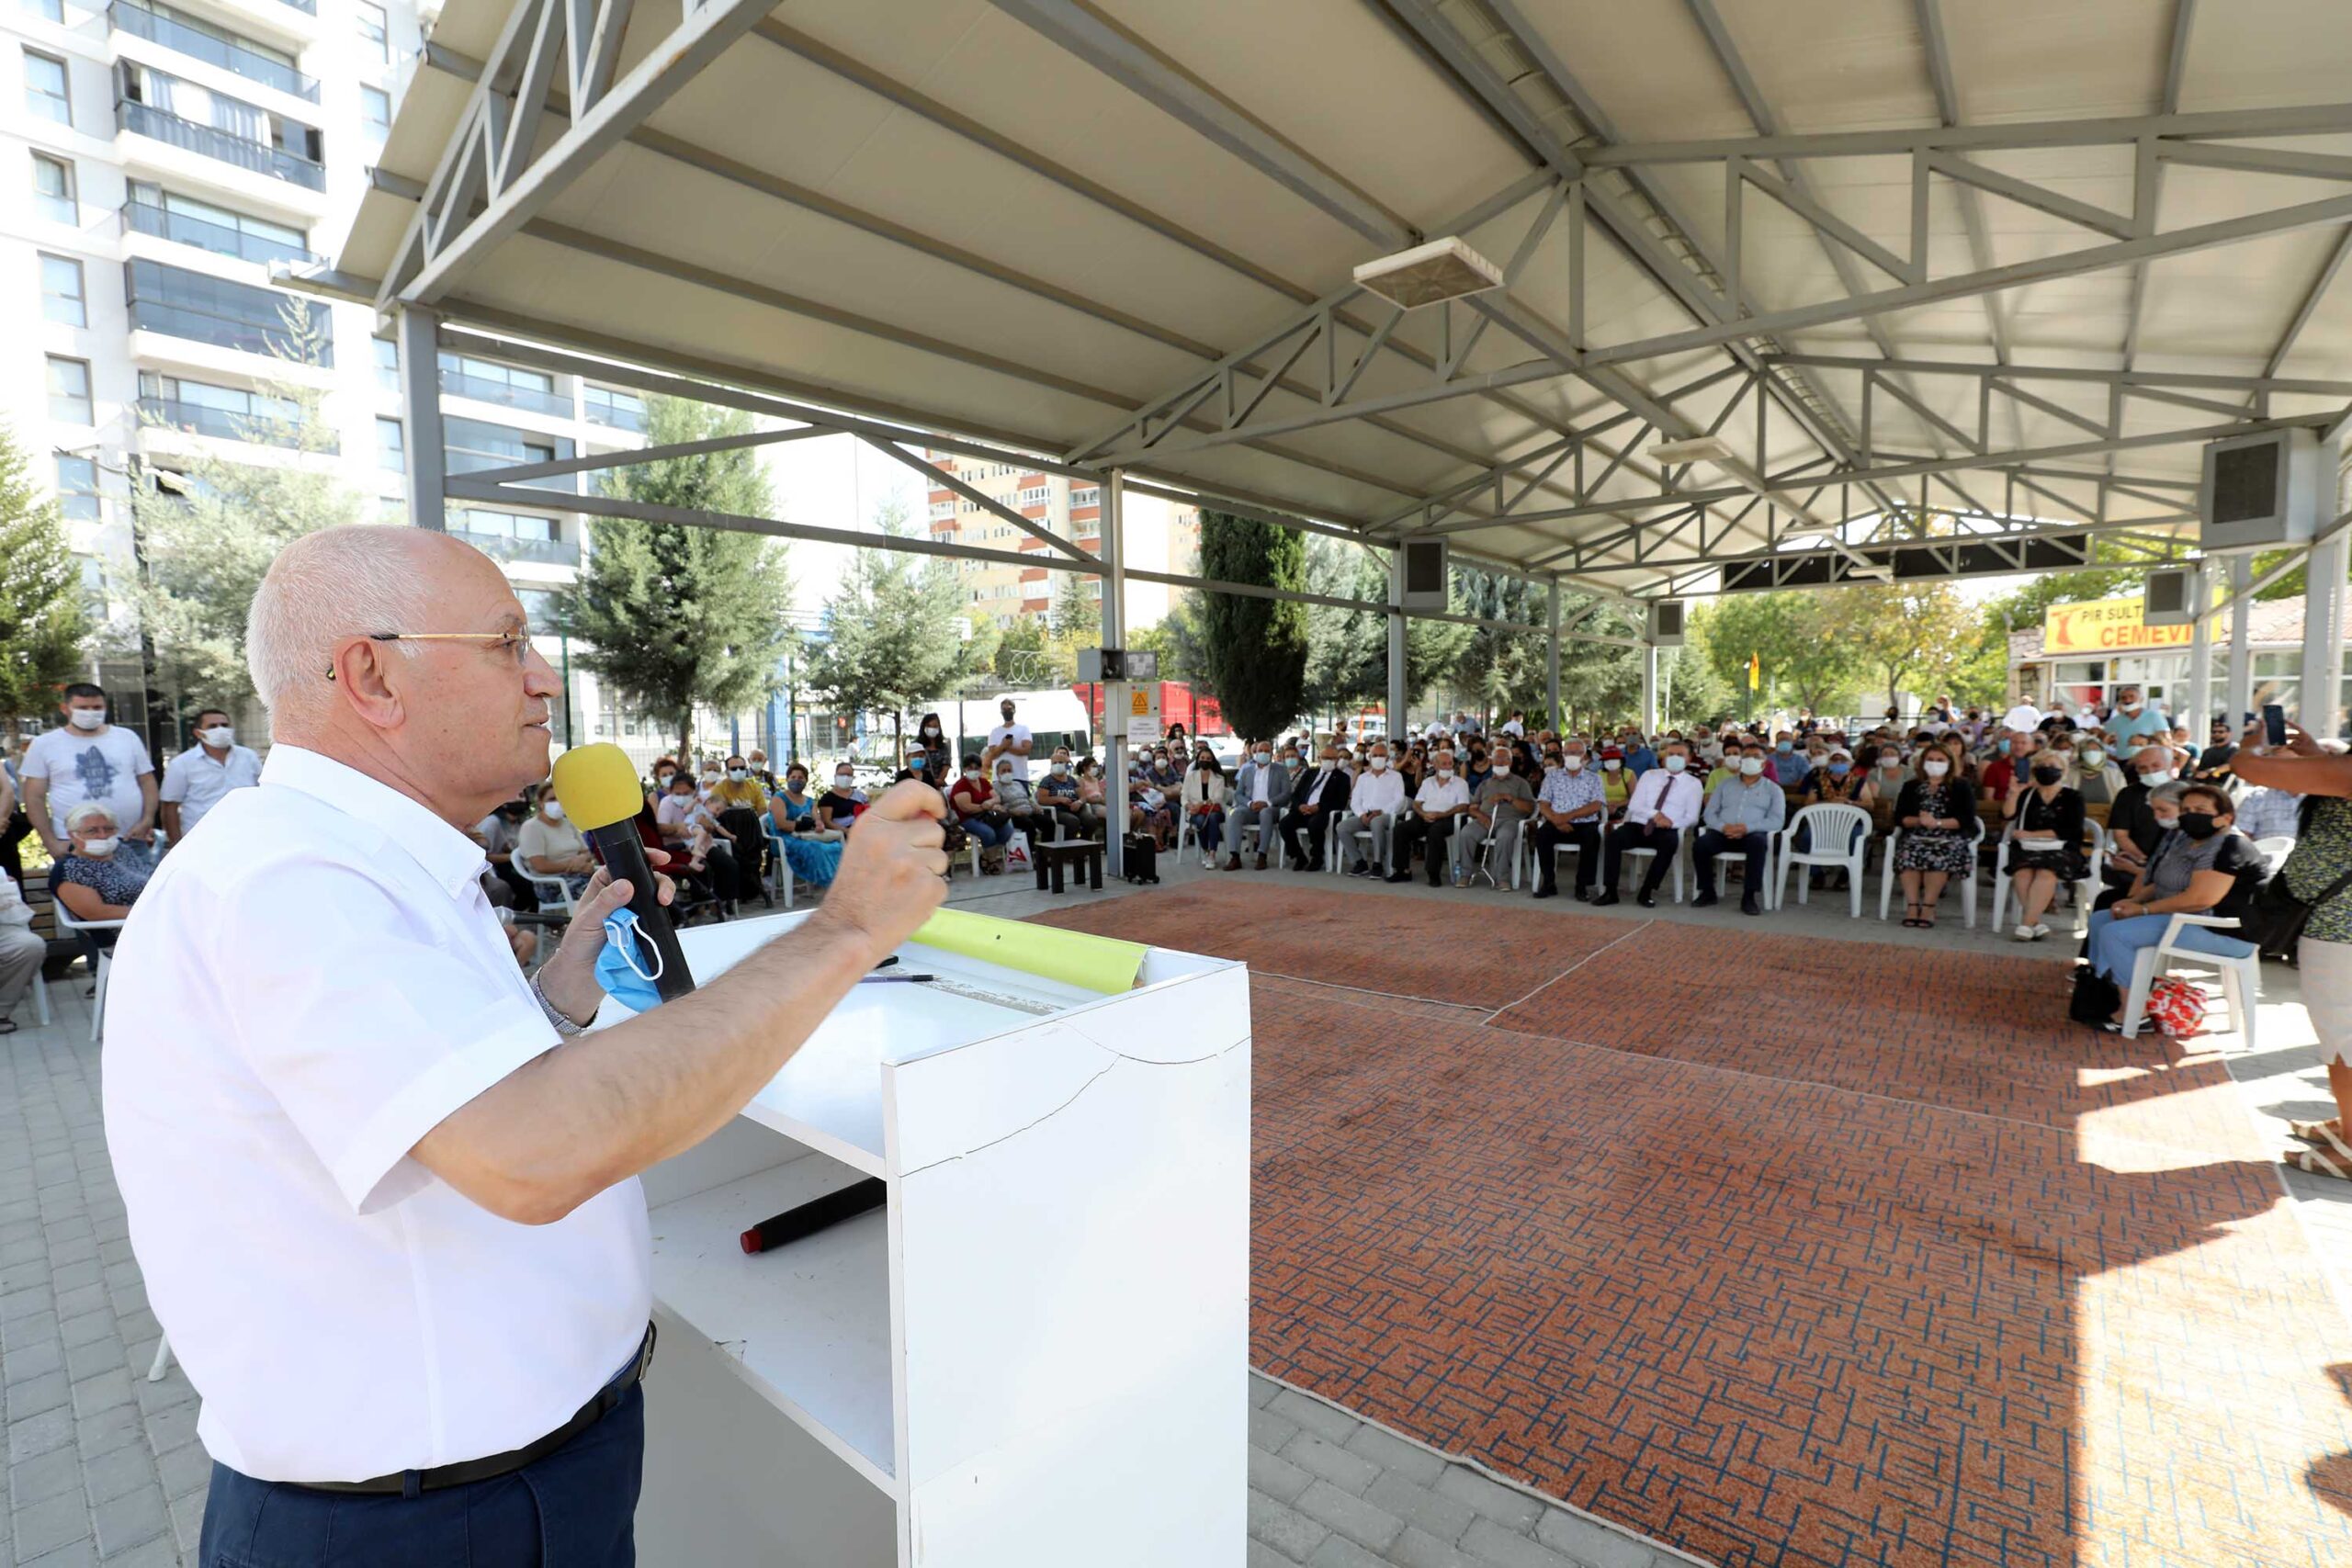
{"left": 1033, "top": 883, "right": 2352, "bottom": 1568}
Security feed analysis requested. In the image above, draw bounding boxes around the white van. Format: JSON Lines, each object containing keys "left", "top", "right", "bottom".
{"left": 925, "top": 689, "right": 1095, "bottom": 769}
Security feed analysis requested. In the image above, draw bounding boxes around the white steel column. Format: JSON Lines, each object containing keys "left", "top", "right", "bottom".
{"left": 396, "top": 306, "right": 447, "bottom": 531}
{"left": 2185, "top": 564, "right": 2212, "bottom": 739}
{"left": 2302, "top": 534, "right": 2349, "bottom": 737}
{"left": 1641, "top": 641, "right": 1660, "bottom": 732}
{"left": 1102, "top": 470, "right": 1127, "bottom": 878}
{"left": 1386, "top": 551, "right": 1408, "bottom": 741}
{"left": 2227, "top": 555, "right": 2255, "bottom": 731}
{"left": 1546, "top": 582, "right": 1562, "bottom": 729}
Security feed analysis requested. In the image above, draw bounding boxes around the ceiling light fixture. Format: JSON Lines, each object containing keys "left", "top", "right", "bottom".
{"left": 1352, "top": 237, "right": 1504, "bottom": 309}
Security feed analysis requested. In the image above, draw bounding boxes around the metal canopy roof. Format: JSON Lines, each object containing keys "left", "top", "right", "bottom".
{"left": 326, "top": 0, "right": 2352, "bottom": 599}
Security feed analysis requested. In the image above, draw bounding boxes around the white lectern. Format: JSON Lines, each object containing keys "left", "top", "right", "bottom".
{"left": 603, "top": 910, "right": 1250, "bottom": 1565}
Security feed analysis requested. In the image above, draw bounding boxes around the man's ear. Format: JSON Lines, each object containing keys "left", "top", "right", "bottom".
{"left": 329, "top": 641, "right": 405, "bottom": 732}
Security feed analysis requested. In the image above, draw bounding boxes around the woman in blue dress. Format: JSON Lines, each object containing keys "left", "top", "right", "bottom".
{"left": 765, "top": 762, "right": 844, "bottom": 889}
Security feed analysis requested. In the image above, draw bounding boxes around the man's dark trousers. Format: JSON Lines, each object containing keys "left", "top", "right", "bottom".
{"left": 1532, "top": 818, "right": 1602, "bottom": 893}
{"left": 1692, "top": 828, "right": 1770, "bottom": 898}
{"left": 198, "top": 1382, "right": 644, "bottom": 1567}
{"left": 1602, "top": 821, "right": 1679, "bottom": 893}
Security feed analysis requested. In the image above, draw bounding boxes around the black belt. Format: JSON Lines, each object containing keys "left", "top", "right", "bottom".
{"left": 297, "top": 1323, "right": 656, "bottom": 1497}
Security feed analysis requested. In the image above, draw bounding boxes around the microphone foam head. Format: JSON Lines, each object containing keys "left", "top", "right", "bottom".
{"left": 550, "top": 743, "right": 650, "bottom": 830}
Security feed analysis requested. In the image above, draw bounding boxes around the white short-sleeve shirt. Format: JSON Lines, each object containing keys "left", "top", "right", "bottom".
{"left": 156, "top": 743, "right": 261, "bottom": 839}
{"left": 988, "top": 721, "right": 1034, "bottom": 781}
{"left": 102, "top": 746, "right": 650, "bottom": 1483}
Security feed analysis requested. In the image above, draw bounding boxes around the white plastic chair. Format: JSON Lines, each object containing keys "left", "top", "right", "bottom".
{"left": 1990, "top": 819, "right": 2106, "bottom": 932}
{"left": 2120, "top": 913, "right": 2260, "bottom": 1049}
{"left": 1234, "top": 818, "right": 1285, "bottom": 868}
{"left": 1335, "top": 823, "right": 1384, "bottom": 875}
{"left": 762, "top": 824, "right": 799, "bottom": 909}
{"left": 28, "top": 970, "right": 51, "bottom": 1030}
{"left": 50, "top": 896, "right": 123, "bottom": 1043}
{"left": 2253, "top": 834, "right": 2295, "bottom": 872}
{"left": 522, "top": 869, "right": 578, "bottom": 920}
{"left": 1876, "top": 824, "right": 1985, "bottom": 929}
{"left": 1777, "top": 804, "right": 1871, "bottom": 918}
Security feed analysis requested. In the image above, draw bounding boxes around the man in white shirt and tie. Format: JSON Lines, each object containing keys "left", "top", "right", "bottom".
{"left": 1342, "top": 743, "right": 1406, "bottom": 876}
{"left": 157, "top": 706, "right": 262, "bottom": 843}
{"left": 1593, "top": 738, "right": 1704, "bottom": 908}
{"left": 103, "top": 527, "right": 950, "bottom": 1565}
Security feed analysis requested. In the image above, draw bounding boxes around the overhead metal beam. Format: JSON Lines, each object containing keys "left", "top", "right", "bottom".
{"left": 1583, "top": 100, "right": 2352, "bottom": 165}
{"left": 2267, "top": 224, "right": 2352, "bottom": 378}
{"left": 1761, "top": 353, "right": 2352, "bottom": 398}
{"left": 1914, "top": 0, "right": 2014, "bottom": 365}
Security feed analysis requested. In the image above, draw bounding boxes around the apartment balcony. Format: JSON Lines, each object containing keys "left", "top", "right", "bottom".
{"left": 117, "top": 100, "right": 325, "bottom": 193}
{"left": 446, "top": 447, "right": 578, "bottom": 495}
{"left": 124, "top": 258, "right": 334, "bottom": 370}
{"left": 449, "top": 526, "right": 581, "bottom": 568}
{"left": 136, "top": 396, "right": 330, "bottom": 451}
{"left": 109, "top": 2, "right": 319, "bottom": 101}
{"left": 439, "top": 367, "right": 572, "bottom": 417}
{"left": 121, "top": 199, "right": 312, "bottom": 267}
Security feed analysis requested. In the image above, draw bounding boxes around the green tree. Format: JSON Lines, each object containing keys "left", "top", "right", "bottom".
{"left": 556, "top": 394, "right": 797, "bottom": 757}
{"left": 1196, "top": 510, "right": 1308, "bottom": 739}
{"left": 1820, "top": 582, "right": 1982, "bottom": 713}
{"left": 805, "top": 509, "right": 974, "bottom": 752}
{"left": 1691, "top": 592, "right": 1857, "bottom": 716}
{"left": 990, "top": 615, "right": 1053, "bottom": 682}
{"left": 0, "top": 422, "right": 89, "bottom": 727}
{"left": 1050, "top": 573, "right": 1100, "bottom": 643}
{"left": 129, "top": 304, "right": 360, "bottom": 715}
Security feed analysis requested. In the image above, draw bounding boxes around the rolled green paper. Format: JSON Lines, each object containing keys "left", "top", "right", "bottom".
{"left": 910, "top": 908, "right": 1146, "bottom": 993}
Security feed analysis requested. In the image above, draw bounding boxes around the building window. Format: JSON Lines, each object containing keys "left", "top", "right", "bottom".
{"left": 26, "top": 0, "right": 65, "bottom": 21}
{"left": 356, "top": 0, "right": 387, "bottom": 61}
{"left": 123, "top": 257, "right": 335, "bottom": 364}
{"left": 373, "top": 334, "right": 398, "bottom": 392}
{"left": 125, "top": 182, "right": 310, "bottom": 265}
{"left": 25, "top": 51, "right": 70, "bottom": 124}
{"left": 47, "top": 356, "right": 91, "bottom": 422}
{"left": 436, "top": 352, "right": 562, "bottom": 414}
{"left": 376, "top": 416, "right": 403, "bottom": 472}
{"left": 53, "top": 454, "right": 97, "bottom": 521}
{"left": 359, "top": 84, "right": 389, "bottom": 137}
{"left": 582, "top": 383, "right": 645, "bottom": 432}
{"left": 40, "top": 254, "right": 85, "bottom": 325}
{"left": 32, "top": 152, "right": 74, "bottom": 223}
{"left": 137, "top": 371, "right": 309, "bottom": 446}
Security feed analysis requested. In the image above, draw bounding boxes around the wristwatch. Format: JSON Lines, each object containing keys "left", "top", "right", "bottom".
{"left": 529, "top": 970, "right": 597, "bottom": 1038}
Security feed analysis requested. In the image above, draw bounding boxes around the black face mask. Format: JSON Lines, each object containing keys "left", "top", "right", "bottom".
{"left": 2031, "top": 763, "right": 2064, "bottom": 785}
{"left": 2177, "top": 811, "right": 2221, "bottom": 840}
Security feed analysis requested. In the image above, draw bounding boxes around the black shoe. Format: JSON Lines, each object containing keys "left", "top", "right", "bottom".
{"left": 1305, "top": 860, "right": 1325, "bottom": 873}
{"left": 1384, "top": 871, "right": 1413, "bottom": 884}
{"left": 1591, "top": 890, "right": 1621, "bottom": 908}
{"left": 1691, "top": 890, "right": 1720, "bottom": 908}
{"left": 1741, "top": 894, "right": 1762, "bottom": 916}
{"left": 1635, "top": 890, "right": 1657, "bottom": 908}
{"left": 1532, "top": 885, "right": 1557, "bottom": 900}
{"left": 1573, "top": 886, "right": 1594, "bottom": 903}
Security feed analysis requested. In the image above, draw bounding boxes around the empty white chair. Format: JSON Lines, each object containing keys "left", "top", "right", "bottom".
{"left": 1778, "top": 803, "right": 1871, "bottom": 918}
{"left": 2120, "top": 913, "right": 2260, "bottom": 1050}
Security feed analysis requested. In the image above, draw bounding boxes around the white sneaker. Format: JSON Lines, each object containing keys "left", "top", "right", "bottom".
{"left": 1202, "top": 855, "right": 1214, "bottom": 869}
{"left": 2030, "top": 923, "right": 2052, "bottom": 940}
{"left": 2014, "top": 924, "right": 2036, "bottom": 941}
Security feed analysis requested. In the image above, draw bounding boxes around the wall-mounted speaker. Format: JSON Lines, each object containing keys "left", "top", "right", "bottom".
{"left": 1399, "top": 538, "right": 1449, "bottom": 613}
{"left": 1647, "top": 600, "right": 1687, "bottom": 647}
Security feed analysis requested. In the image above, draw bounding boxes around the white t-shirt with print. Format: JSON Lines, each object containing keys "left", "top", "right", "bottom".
{"left": 22, "top": 724, "right": 153, "bottom": 840}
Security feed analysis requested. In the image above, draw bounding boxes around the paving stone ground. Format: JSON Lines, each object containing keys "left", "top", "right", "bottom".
{"left": 1, "top": 855, "right": 2336, "bottom": 1565}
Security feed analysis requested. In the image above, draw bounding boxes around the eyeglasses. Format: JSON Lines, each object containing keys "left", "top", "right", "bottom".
{"left": 324, "top": 630, "right": 530, "bottom": 681}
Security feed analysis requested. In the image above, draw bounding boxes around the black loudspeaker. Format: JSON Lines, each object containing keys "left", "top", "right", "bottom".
{"left": 1401, "top": 539, "right": 1449, "bottom": 612}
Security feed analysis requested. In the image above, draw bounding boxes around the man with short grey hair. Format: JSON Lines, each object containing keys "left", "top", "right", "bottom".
{"left": 1342, "top": 742, "right": 1405, "bottom": 876}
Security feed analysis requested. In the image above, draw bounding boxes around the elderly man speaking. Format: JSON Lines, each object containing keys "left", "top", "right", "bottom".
{"left": 102, "top": 527, "right": 948, "bottom": 1565}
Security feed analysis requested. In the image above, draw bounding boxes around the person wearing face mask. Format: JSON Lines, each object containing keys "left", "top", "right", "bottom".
{"left": 1596, "top": 747, "right": 1631, "bottom": 817}
{"left": 1224, "top": 739, "right": 1292, "bottom": 871}
{"left": 946, "top": 754, "right": 1013, "bottom": 871}
{"left": 816, "top": 762, "right": 867, "bottom": 835}
{"left": 646, "top": 757, "right": 681, "bottom": 812}
{"left": 1180, "top": 745, "right": 1228, "bottom": 869}
{"left": 2073, "top": 741, "right": 2127, "bottom": 807}
{"left": 1391, "top": 747, "right": 1472, "bottom": 887}
{"left": 517, "top": 786, "right": 597, "bottom": 899}
{"left": 1035, "top": 748, "right": 1095, "bottom": 841}
{"left": 983, "top": 699, "right": 1035, "bottom": 784}
{"left": 708, "top": 755, "right": 774, "bottom": 897}
{"left": 2105, "top": 684, "right": 2172, "bottom": 748}
{"left": 744, "top": 750, "right": 775, "bottom": 790}
{"left": 22, "top": 683, "right": 159, "bottom": 872}
{"left": 1456, "top": 747, "right": 1535, "bottom": 889}
{"left": 765, "top": 765, "right": 845, "bottom": 889}
{"left": 1592, "top": 740, "right": 1702, "bottom": 908}
{"left": 1527, "top": 743, "right": 1603, "bottom": 899}
{"left": 983, "top": 761, "right": 1042, "bottom": 847}
{"left": 52, "top": 803, "right": 153, "bottom": 963}
{"left": 2079, "top": 784, "right": 2260, "bottom": 1028}
{"left": 1891, "top": 745, "right": 1978, "bottom": 928}
{"left": 1770, "top": 732, "right": 1810, "bottom": 792}
{"left": 659, "top": 770, "right": 742, "bottom": 908}
{"left": 159, "top": 706, "right": 261, "bottom": 843}
{"left": 1793, "top": 749, "right": 1866, "bottom": 890}
{"left": 1280, "top": 747, "right": 1351, "bottom": 872}
{"left": 1342, "top": 745, "right": 1406, "bottom": 877}
{"left": 2004, "top": 744, "right": 2088, "bottom": 940}
{"left": 1693, "top": 742, "right": 1786, "bottom": 915}
{"left": 915, "top": 712, "right": 948, "bottom": 761}
{"left": 2100, "top": 745, "right": 2177, "bottom": 893}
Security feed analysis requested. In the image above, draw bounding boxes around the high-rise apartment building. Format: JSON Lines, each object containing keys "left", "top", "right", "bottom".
{"left": 2, "top": 0, "right": 670, "bottom": 753}
{"left": 926, "top": 453, "right": 1199, "bottom": 635}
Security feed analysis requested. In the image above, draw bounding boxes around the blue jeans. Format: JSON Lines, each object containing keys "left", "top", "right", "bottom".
{"left": 198, "top": 1380, "right": 644, "bottom": 1567}
{"left": 2085, "top": 908, "right": 2255, "bottom": 984}
{"left": 962, "top": 815, "right": 1012, "bottom": 849}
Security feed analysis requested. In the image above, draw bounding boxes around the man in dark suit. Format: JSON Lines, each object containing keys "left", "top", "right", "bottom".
{"left": 1280, "top": 744, "right": 1351, "bottom": 871}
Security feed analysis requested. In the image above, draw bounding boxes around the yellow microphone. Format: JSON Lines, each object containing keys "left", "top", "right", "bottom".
{"left": 550, "top": 743, "right": 694, "bottom": 1000}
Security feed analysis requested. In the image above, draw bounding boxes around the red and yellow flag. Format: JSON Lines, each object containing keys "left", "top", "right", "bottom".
{"left": 1747, "top": 651, "right": 1761, "bottom": 692}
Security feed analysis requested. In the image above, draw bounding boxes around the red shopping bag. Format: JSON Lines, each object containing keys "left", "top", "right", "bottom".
{"left": 2143, "top": 976, "right": 2207, "bottom": 1039}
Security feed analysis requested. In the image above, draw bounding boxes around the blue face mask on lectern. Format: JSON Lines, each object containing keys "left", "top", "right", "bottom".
{"left": 594, "top": 908, "right": 667, "bottom": 1012}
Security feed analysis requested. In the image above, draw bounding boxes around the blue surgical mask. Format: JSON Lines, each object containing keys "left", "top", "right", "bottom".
{"left": 594, "top": 908, "right": 667, "bottom": 1013}
{"left": 1996, "top": 739, "right": 2012, "bottom": 754}
{"left": 1829, "top": 762, "right": 1850, "bottom": 777}
{"left": 1776, "top": 739, "right": 1792, "bottom": 752}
